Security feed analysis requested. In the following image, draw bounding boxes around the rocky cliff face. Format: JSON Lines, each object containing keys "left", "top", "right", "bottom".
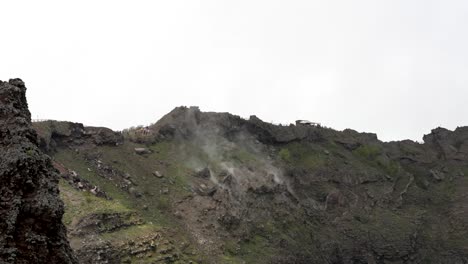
{"left": 0, "top": 79, "right": 77, "bottom": 263}
{"left": 10, "top": 78, "right": 468, "bottom": 263}
{"left": 32, "top": 105, "right": 468, "bottom": 263}
{"left": 147, "top": 107, "right": 468, "bottom": 263}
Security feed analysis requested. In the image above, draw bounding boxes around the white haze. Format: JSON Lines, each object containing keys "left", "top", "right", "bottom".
{"left": 173, "top": 110, "right": 287, "bottom": 195}
{"left": 1, "top": 0, "right": 467, "bottom": 141}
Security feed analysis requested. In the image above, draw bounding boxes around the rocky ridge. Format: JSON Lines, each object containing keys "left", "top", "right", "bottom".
{"left": 28, "top": 105, "right": 468, "bottom": 263}
{"left": 146, "top": 106, "right": 468, "bottom": 263}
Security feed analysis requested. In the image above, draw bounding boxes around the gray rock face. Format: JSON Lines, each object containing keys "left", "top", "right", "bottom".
{"left": 423, "top": 127, "right": 468, "bottom": 161}
{"left": 0, "top": 79, "right": 77, "bottom": 263}
{"left": 134, "top": 147, "right": 151, "bottom": 155}
{"left": 85, "top": 126, "right": 123, "bottom": 146}
{"left": 33, "top": 121, "right": 123, "bottom": 153}
{"left": 150, "top": 106, "right": 326, "bottom": 144}
{"left": 149, "top": 106, "right": 468, "bottom": 263}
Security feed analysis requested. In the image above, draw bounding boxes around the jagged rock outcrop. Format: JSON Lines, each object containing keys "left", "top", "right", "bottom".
{"left": 151, "top": 106, "right": 374, "bottom": 145}
{"left": 149, "top": 106, "right": 325, "bottom": 144}
{"left": 33, "top": 121, "right": 123, "bottom": 153}
{"left": 423, "top": 127, "right": 468, "bottom": 161}
{"left": 0, "top": 79, "right": 77, "bottom": 263}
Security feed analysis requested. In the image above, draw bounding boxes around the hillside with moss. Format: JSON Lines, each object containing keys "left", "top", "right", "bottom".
{"left": 33, "top": 107, "right": 468, "bottom": 263}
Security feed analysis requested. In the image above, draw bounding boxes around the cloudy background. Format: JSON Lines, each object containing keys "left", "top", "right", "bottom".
{"left": 1, "top": 0, "right": 467, "bottom": 141}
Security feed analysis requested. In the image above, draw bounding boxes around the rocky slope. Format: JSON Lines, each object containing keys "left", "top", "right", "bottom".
{"left": 0, "top": 79, "right": 77, "bottom": 263}
{"left": 33, "top": 106, "right": 468, "bottom": 263}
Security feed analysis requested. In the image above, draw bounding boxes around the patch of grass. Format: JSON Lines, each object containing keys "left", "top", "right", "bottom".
{"left": 155, "top": 196, "right": 171, "bottom": 210}
{"left": 233, "top": 213, "right": 317, "bottom": 264}
{"left": 379, "top": 160, "right": 400, "bottom": 176}
{"left": 149, "top": 141, "right": 172, "bottom": 160}
{"left": 462, "top": 167, "right": 468, "bottom": 177}
{"left": 54, "top": 142, "right": 210, "bottom": 263}
{"left": 237, "top": 234, "right": 274, "bottom": 263}
{"left": 369, "top": 209, "right": 414, "bottom": 232}
{"left": 279, "top": 142, "right": 327, "bottom": 170}
{"left": 26, "top": 149, "right": 35, "bottom": 156}
{"left": 353, "top": 144, "right": 382, "bottom": 160}
{"left": 59, "top": 181, "right": 130, "bottom": 226}
{"left": 54, "top": 149, "right": 131, "bottom": 204}
{"left": 227, "top": 147, "right": 258, "bottom": 165}
{"left": 220, "top": 255, "right": 244, "bottom": 264}
{"left": 223, "top": 240, "right": 241, "bottom": 256}
{"left": 301, "top": 154, "right": 326, "bottom": 170}
{"left": 278, "top": 148, "right": 292, "bottom": 163}
{"left": 430, "top": 181, "right": 456, "bottom": 206}
{"left": 350, "top": 144, "right": 403, "bottom": 177}
{"left": 100, "top": 223, "right": 159, "bottom": 242}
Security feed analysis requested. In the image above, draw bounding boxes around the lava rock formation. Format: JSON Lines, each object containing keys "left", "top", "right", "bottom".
{"left": 0, "top": 79, "right": 77, "bottom": 263}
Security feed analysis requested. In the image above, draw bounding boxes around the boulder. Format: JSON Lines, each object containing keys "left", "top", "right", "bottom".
{"left": 193, "top": 168, "right": 211, "bottom": 179}
{"left": 135, "top": 147, "right": 151, "bottom": 155}
{"left": 430, "top": 169, "right": 445, "bottom": 181}
{"left": 129, "top": 187, "right": 143, "bottom": 198}
{"left": 85, "top": 126, "right": 124, "bottom": 146}
{"left": 153, "top": 170, "right": 164, "bottom": 178}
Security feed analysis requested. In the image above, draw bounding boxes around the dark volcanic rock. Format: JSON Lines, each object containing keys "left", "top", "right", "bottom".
{"left": 150, "top": 106, "right": 327, "bottom": 144}
{"left": 75, "top": 241, "right": 121, "bottom": 264}
{"left": 423, "top": 127, "right": 468, "bottom": 161}
{"left": 85, "top": 126, "right": 123, "bottom": 146}
{"left": 0, "top": 79, "right": 77, "bottom": 263}
{"left": 193, "top": 167, "right": 211, "bottom": 179}
{"left": 33, "top": 121, "right": 123, "bottom": 153}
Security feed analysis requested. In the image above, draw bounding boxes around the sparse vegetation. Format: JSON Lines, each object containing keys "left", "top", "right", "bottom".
{"left": 59, "top": 181, "right": 131, "bottom": 226}
{"left": 278, "top": 148, "right": 292, "bottom": 163}
{"left": 33, "top": 110, "right": 468, "bottom": 263}
{"left": 279, "top": 142, "right": 327, "bottom": 170}
{"left": 353, "top": 144, "right": 382, "bottom": 160}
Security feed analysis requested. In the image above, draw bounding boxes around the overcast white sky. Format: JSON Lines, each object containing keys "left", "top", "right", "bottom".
{"left": 1, "top": 1, "right": 467, "bottom": 141}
